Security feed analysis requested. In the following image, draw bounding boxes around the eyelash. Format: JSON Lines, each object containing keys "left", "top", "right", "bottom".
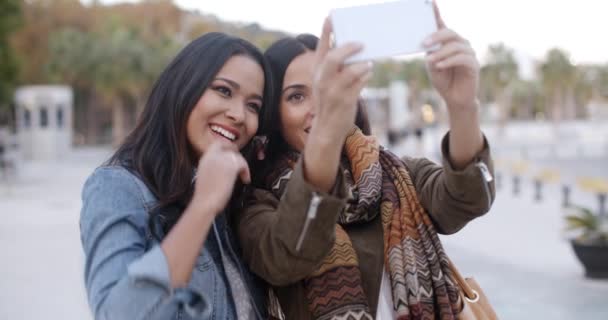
{"left": 214, "top": 85, "right": 261, "bottom": 113}
{"left": 287, "top": 93, "right": 305, "bottom": 103}
{"left": 247, "top": 102, "right": 261, "bottom": 113}
{"left": 214, "top": 85, "right": 232, "bottom": 97}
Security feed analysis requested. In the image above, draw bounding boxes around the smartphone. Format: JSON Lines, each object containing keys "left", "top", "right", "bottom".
{"left": 330, "top": 0, "right": 438, "bottom": 62}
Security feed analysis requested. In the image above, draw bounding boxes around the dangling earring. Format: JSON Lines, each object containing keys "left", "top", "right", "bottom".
{"left": 252, "top": 135, "right": 268, "bottom": 160}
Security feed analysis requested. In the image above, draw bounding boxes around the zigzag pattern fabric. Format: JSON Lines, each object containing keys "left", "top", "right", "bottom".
{"left": 266, "top": 127, "right": 461, "bottom": 320}
{"left": 341, "top": 131, "right": 382, "bottom": 224}
{"left": 379, "top": 150, "right": 461, "bottom": 319}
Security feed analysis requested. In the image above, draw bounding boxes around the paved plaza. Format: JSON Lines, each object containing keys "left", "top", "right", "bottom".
{"left": 1, "top": 123, "right": 607, "bottom": 319}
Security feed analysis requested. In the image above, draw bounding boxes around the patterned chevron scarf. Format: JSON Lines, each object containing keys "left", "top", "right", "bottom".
{"left": 265, "top": 127, "right": 463, "bottom": 320}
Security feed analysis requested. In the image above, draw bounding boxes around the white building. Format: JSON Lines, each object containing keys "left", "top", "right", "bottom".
{"left": 362, "top": 82, "right": 413, "bottom": 129}
{"left": 14, "top": 85, "right": 73, "bottom": 161}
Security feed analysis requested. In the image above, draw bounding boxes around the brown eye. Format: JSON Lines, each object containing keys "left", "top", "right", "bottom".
{"left": 287, "top": 93, "right": 305, "bottom": 103}
{"left": 247, "top": 102, "right": 261, "bottom": 113}
{"left": 214, "top": 86, "right": 232, "bottom": 97}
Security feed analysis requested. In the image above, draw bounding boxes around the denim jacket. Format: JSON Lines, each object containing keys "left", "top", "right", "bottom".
{"left": 80, "top": 166, "right": 268, "bottom": 320}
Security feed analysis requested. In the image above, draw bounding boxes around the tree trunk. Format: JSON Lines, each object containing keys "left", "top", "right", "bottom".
{"left": 497, "top": 87, "right": 512, "bottom": 138}
{"left": 135, "top": 95, "right": 145, "bottom": 124}
{"left": 550, "top": 92, "right": 562, "bottom": 137}
{"left": 551, "top": 92, "right": 562, "bottom": 122}
{"left": 112, "top": 103, "right": 127, "bottom": 147}
{"left": 564, "top": 89, "right": 575, "bottom": 120}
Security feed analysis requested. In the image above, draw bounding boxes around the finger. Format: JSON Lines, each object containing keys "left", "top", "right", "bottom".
{"left": 432, "top": 0, "right": 447, "bottom": 29}
{"left": 338, "top": 62, "right": 373, "bottom": 88}
{"left": 340, "top": 71, "right": 372, "bottom": 105}
{"left": 434, "top": 53, "right": 478, "bottom": 70}
{"left": 427, "top": 42, "right": 473, "bottom": 64}
{"left": 350, "top": 71, "right": 373, "bottom": 94}
{"left": 233, "top": 153, "right": 251, "bottom": 184}
{"left": 215, "top": 140, "right": 239, "bottom": 153}
{"left": 424, "top": 28, "right": 463, "bottom": 48}
{"left": 322, "top": 43, "right": 364, "bottom": 75}
{"left": 199, "top": 140, "right": 222, "bottom": 163}
{"left": 314, "top": 17, "right": 333, "bottom": 64}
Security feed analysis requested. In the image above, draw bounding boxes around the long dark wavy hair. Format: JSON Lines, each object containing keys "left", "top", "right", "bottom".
{"left": 253, "top": 34, "right": 371, "bottom": 185}
{"left": 106, "top": 32, "right": 273, "bottom": 236}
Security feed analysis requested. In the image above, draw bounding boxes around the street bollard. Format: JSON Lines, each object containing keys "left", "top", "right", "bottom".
{"left": 599, "top": 193, "right": 607, "bottom": 217}
{"left": 562, "top": 185, "right": 571, "bottom": 207}
{"left": 534, "top": 179, "right": 542, "bottom": 202}
{"left": 513, "top": 176, "right": 520, "bottom": 196}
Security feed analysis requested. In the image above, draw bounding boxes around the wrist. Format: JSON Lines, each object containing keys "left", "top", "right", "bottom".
{"left": 310, "top": 119, "right": 350, "bottom": 143}
{"left": 448, "top": 100, "right": 480, "bottom": 123}
{"left": 188, "top": 195, "right": 221, "bottom": 220}
{"left": 303, "top": 130, "right": 343, "bottom": 193}
{"left": 447, "top": 99, "right": 480, "bottom": 112}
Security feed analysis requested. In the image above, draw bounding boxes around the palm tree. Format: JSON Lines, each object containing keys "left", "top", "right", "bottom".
{"left": 0, "top": 0, "right": 22, "bottom": 127}
{"left": 399, "top": 59, "right": 430, "bottom": 105}
{"left": 539, "top": 48, "right": 577, "bottom": 122}
{"left": 46, "top": 28, "right": 102, "bottom": 143}
{"left": 589, "top": 64, "right": 608, "bottom": 102}
{"left": 46, "top": 24, "right": 179, "bottom": 145}
{"left": 508, "top": 79, "right": 539, "bottom": 119}
{"left": 369, "top": 61, "right": 400, "bottom": 88}
{"left": 94, "top": 25, "right": 178, "bottom": 145}
{"left": 479, "top": 43, "right": 519, "bottom": 132}
{"left": 572, "top": 65, "right": 596, "bottom": 118}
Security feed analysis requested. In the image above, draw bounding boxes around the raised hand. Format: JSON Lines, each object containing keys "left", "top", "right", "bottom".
{"left": 424, "top": 2, "right": 480, "bottom": 111}
{"left": 302, "top": 18, "right": 373, "bottom": 192}
{"left": 311, "top": 18, "right": 373, "bottom": 141}
{"left": 191, "top": 140, "right": 251, "bottom": 215}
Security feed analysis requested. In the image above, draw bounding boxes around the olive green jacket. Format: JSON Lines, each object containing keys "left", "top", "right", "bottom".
{"left": 237, "top": 134, "right": 495, "bottom": 319}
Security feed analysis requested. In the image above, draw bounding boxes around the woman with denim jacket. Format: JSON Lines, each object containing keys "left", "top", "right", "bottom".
{"left": 238, "top": 6, "right": 495, "bottom": 320}
{"left": 80, "top": 32, "right": 273, "bottom": 320}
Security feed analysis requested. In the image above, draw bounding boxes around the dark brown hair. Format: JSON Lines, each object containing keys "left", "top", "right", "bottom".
{"left": 106, "top": 32, "right": 273, "bottom": 235}
{"left": 258, "top": 34, "right": 371, "bottom": 170}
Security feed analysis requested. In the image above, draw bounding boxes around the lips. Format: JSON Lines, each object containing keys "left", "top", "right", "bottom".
{"left": 210, "top": 124, "right": 239, "bottom": 142}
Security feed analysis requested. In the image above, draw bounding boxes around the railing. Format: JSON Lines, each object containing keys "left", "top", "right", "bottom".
{"left": 495, "top": 157, "right": 607, "bottom": 217}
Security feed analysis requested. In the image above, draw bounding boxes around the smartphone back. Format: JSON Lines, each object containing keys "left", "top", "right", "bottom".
{"left": 331, "top": 0, "right": 437, "bottom": 62}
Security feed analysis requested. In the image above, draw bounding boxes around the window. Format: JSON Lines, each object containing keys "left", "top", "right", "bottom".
{"left": 40, "top": 107, "right": 48, "bottom": 128}
{"left": 24, "top": 109, "right": 31, "bottom": 128}
{"left": 56, "top": 106, "right": 64, "bottom": 128}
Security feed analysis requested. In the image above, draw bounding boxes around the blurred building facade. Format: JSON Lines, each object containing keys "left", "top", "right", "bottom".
{"left": 14, "top": 85, "right": 73, "bottom": 160}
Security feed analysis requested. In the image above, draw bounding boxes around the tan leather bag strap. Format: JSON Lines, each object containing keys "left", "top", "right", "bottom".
{"left": 447, "top": 258, "right": 478, "bottom": 302}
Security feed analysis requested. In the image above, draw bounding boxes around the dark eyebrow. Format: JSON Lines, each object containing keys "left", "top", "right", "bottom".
{"left": 282, "top": 84, "right": 307, "bottom": 95}
{"left": 215, "top": 77, "right": 263, "bottom": 102}
{"left": 215, "top": 77, "right": 240, "bottom": 89}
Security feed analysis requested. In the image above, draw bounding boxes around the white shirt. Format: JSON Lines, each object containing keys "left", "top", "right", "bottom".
{"left": 375, "top": 269, "right": 398, "bottom": 319}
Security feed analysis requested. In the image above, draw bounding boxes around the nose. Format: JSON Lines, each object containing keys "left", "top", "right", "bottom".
{"left": 307, "top": 101, "right": 316, "bottom": 119}
{"left": 225, "top": 101, "right": 246, "bottom": 124}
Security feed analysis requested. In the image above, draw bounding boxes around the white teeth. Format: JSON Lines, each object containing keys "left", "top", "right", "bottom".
{"left": 210, "top": 125, "right": 236, "bottom": 141}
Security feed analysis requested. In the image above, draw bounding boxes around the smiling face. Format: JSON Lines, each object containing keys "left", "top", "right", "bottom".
{"left": 186, "top": 54, "right": 264, "bottom": 158}
{"left": 279, "top": 51, "right": 316, "bottom": 152}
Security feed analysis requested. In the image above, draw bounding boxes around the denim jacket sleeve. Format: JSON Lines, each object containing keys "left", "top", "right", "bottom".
{"left": 79, "top": 166, "right": 208, "bottom": 320}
